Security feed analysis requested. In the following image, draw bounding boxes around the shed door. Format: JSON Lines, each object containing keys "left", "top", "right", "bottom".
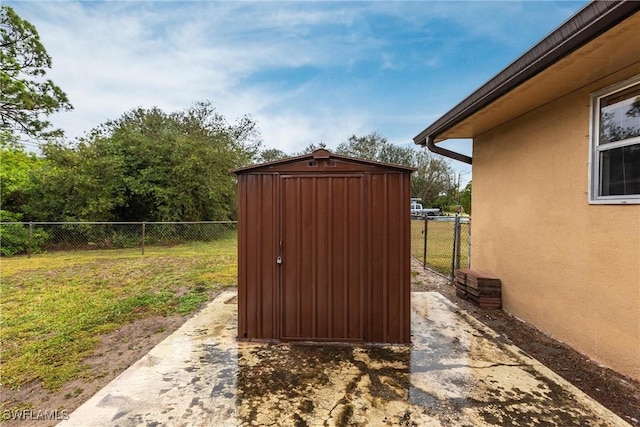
{"left": 280, "top": 175, "right": 366, "bottom": 341}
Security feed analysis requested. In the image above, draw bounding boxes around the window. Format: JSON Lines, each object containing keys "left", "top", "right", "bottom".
{"left": 590, "top": 75, "right": 640, "bottom": 204}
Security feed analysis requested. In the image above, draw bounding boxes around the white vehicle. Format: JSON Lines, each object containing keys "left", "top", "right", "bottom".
{"left": 410, "top": 198, "right": 440, "bottom": 218}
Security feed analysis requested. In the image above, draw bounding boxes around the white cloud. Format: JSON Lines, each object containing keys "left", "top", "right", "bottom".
{"left": 13, "top": 2, "right": 378, "bottom": 145}
{"left": 255, "top": 108, "right": 371, "bottom": 154}
{"left": 8, "top": 0, "right": 584, "bottom": 184}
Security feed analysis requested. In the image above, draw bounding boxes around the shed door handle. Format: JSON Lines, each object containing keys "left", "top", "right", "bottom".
{"left": 276, "top": 256, "right": 283, "bottom": 264}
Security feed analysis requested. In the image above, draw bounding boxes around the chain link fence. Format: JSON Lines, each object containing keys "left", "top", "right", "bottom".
{"left": 4, "top": 219, "right": 468, "bottom": 278}
{"left": 0, "top": 222, "right": 237, "bottom": 257}
{"left": 411, "top": 216, "right": 471, "bottom": 278}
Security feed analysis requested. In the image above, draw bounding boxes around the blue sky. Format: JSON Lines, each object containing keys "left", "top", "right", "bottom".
{"left": 9, "top": 1, "right": 588, "bottom": 185}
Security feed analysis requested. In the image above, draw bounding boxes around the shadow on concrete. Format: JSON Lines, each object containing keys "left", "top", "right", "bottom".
{"left": 59, "top": 291, "right": 627, "bottom": 426}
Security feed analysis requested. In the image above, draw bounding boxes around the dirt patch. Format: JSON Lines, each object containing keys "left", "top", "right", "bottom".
{"left": 411, "top": 259, "right": 640, "bottom": 426}
{"left": 0, "top": 299, "right": 218, "bottom": 427}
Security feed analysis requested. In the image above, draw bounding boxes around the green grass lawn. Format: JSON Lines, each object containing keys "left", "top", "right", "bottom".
{"left": 411, "top": 219, "right": 469, "bottom": 276}
{"left": 0, "top": 236, "right": 237, "bottom": 392}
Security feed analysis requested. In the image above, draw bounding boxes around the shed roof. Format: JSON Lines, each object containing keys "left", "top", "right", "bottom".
{"left": 413, "top": 1, "right": 640, "bottom": 164}
{"left": 232, "top": 149, "right": 416, "bottom": 174}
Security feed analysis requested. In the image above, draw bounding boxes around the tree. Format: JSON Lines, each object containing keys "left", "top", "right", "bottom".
{"left": 296, "top": 142, "right": 327, "bottom": 155}
{"left": 258, "top": 148, "right": 289, "bottom": 163}
{"left": 336, "top": 133, "right": 414, "bottom": 165}
{"left": 336, "top": 132, "right": 454, "bottom": 206}
{"left": 26, "top": 139, "right": 127, "bottom": 221}
{"left": 0, "top": 131, "right": 42, "bottom": 215}
{"left": 410, "top": 149, "right": 455, "bottom": 207}
{"left": 460, "top": 181, "right": 472, "bottom": 215}
{"left": 27, "top": 102, "right": 261, "bottom": 221}
{"left": 0, "top": 6, "right": 72, "bottom": 139}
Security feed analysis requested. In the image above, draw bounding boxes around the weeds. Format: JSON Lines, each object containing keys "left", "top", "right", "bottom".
{"left": 0, "top": 238, "right": 237, "bottom": 391}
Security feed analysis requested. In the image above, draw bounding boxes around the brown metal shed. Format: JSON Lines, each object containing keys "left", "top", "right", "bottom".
{"left": 232, "top": 149, "right": 414, "bottom": 344}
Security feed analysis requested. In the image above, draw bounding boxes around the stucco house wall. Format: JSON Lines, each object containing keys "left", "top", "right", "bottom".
{"left": 471, "top": 65, "right": 640, "bottom": 381}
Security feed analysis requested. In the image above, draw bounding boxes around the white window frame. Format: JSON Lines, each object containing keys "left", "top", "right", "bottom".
{"left": 589, "top": 74, "right": 640, "bottom": 204}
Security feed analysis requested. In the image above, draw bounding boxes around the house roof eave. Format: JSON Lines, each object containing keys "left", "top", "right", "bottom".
{"left": 414, "top": 1, "right": 640, "bottom": 158}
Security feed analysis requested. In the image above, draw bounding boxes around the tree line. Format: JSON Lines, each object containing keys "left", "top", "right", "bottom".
{"left": 2, "top": 126, "right": 469, "bottom": 223}
{"left": 257, "top": 134, "right": 467, "bottom": 213}
{"left": 1, "top": 5, "right": 468, "bottom": 226}
{"left": 1, "top": 103, "right": 260, "bottom": 222}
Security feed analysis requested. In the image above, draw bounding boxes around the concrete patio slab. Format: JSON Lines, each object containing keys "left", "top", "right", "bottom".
{"left": 59, "top": 291, "right": 627, "bottom": 426}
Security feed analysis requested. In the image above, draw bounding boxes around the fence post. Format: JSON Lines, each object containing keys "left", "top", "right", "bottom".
{"left": 467, "top": 218, "right": 472, "bottom": 269}
{"left": 423, "top": 216, "right": 428, "bottom": 268}
{"left": 141, "top": 221, "right": 146, "bottom": 255}
{"left": 455, "top": 215, "right": 462, "bottom": 271}
{"left": 28, "top": 222, "right": 33, "bottom": 259}
{"left": 450, "top": 214, "right": 458, "bottom": 282}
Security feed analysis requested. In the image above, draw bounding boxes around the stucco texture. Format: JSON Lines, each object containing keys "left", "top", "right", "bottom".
{"left": 471, "top": 68, "right": 640, "bottom": 381}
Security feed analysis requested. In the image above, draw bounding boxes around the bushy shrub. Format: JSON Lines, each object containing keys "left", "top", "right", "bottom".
{"left": 0, "top": 211, "right": 49, "bottom": 256}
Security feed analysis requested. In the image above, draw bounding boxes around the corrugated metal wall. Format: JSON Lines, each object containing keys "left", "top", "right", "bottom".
{"left": 368, "top": 172, "right": 411, "bottom": 343}
{"left": 237, "top": 173, "right": 279, "bottom": 340}
{"left": 281, "top": 175, "right": 366, "bottom": 341}
{"left": 235, "top": 151, "right": 412, "bottom": 344}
